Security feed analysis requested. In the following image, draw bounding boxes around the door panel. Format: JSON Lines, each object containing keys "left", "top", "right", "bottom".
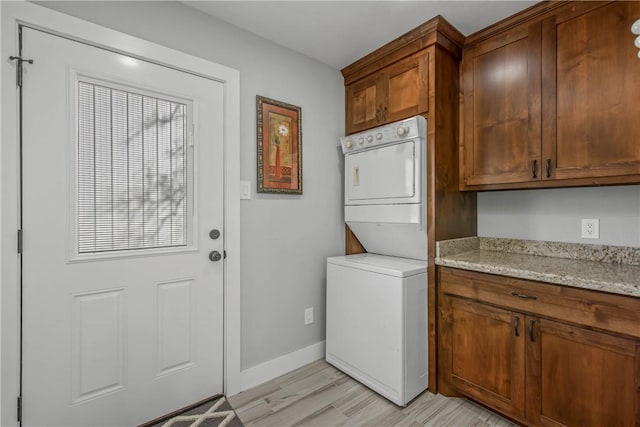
{"left": 385, "top": 52, "right": 429, "bottom": 123}
{"left": 21, "top": 27, "right": 224, "bottom": 426}
{"left": 461, "top": 23, "right": 542, "bottom": 186}
{"left": 71, "top": 289, "right": 126, "bottom": 404}
{"left": 530, "top": 319, "right": 639, "bottom": 427}
{"left": 345, "top": 141, "right": 416, "bottom": 203}
{"left": 346, "top": 74, "right": 381, "bottom": 134}
{"left": 553, "top": 1, "right": 640, "bottom": 180}
{"left": 444, "top": 296, "right": 525, "bottom": 419}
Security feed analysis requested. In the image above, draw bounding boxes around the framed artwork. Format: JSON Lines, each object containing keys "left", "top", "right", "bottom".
{"left": 257, "top": 95, "right": 302, "bottom": 194}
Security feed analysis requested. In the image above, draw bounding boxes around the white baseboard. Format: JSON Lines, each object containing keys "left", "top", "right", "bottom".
{"left": 238, "top": 341, "right": 326, "bottom": 393}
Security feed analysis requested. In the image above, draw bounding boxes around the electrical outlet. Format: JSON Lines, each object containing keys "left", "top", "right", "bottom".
{"left": 304, "top": 307, "right": 314, "bottom": 325}
{"left": 581, "top": 218, "right": 599, "bottom": 239}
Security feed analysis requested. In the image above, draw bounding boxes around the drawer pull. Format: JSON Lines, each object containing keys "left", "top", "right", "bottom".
{"left": 511, "top": 291, "right": 537, "bottom": 300}
{"left": 529, "top": 319, "right": 536, "bottom": 342}
{"left": 514, "top": 316, "right": 520, "bottom": 337}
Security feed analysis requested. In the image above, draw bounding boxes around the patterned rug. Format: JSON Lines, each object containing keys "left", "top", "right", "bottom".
{"left": 144, "top": 396, "right": 245, "bottom": 427}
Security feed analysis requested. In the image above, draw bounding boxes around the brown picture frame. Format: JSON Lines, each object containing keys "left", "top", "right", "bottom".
{"left": 257, "top": 95, "right": 302, "bottom": 194}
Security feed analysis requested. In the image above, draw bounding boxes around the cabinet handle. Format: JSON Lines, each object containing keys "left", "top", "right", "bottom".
{"left": 529, "top": 319, "right": 535, "bottom": 342}
{"left": 546, "top": 158, "right": 552, "bottom": 178}
{"left": 375, "top": 107, "right": 380, "bottom": 123}
{"left": 532, "top": 159, "right": 538, "bottom": 179}
{"left": 511, "top": 291, "right": 537, "bottom": 300}
{"left": 514, "top": 316, "right": 520, "bottom": 337}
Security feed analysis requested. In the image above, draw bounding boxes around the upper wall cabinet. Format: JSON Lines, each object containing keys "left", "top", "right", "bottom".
{"left": 551, "top": 2, "right": 640, "bottom": 180}
{"left": 460, "top": 22, "right": 542, "bottom": 186}
{"left": 341, "top": 16, "right": 460, "bottom": 135}
{"left": 460, "top": 1, "right": 640, "bottom": 190}
{"left": 345, "top": 52, "right": 429, "bottom": 134}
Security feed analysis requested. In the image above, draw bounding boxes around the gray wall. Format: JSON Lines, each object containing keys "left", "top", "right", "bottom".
{"left": 478, "top": 185, "right": 640, "bottom": 247}
{"left": 37, "top": 1, "right": 344, "bottom": 370}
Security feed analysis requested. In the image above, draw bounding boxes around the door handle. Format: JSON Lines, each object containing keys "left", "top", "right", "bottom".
{"left": 514, "top": 315, "right": 520, "bottom": 337}
{"left": 529, "top": 319, "right": 536, "bottom": 342}
{"left": 511, "top": 291, "right": 537, "bottom": 300}
{"left": 209, "top": 229, "right": 221, "bottom": 240}
{"left": 209, "top": 251, "right": 222, "bottom": 262}
{"left": 545, "top": 158, "right": 552, "bottom": 178}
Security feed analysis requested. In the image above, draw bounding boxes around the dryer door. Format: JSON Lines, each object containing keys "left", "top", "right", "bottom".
{"left": 345, "top": 139, "right": 421, "bottom": 205}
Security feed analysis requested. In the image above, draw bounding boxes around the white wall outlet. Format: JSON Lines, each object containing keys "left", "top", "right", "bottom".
{"left": 581, "top": 218, "right": 600, "bottom": 239}
{"left": 304, "top": 307, "right": 314, "bottom": 325}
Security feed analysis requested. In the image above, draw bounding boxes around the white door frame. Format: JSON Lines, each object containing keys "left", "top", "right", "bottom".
{"left": 0, "top": 3, "right": 241, "bottom": 425}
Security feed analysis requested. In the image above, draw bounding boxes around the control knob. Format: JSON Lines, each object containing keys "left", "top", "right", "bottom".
{"left": 366, "top": 135, "right": 373, "bottom": 143}
{"left": 397, "top": 125, "right": 409, "bottom": 137}
{"left": 376, "top": 133, "right": 383, "bottom": 140}
{"left": 358, "top": 137, "right": 364, "bottom": 145}
{"left": 344, "top": 140, "right": 353, "bottom": 149}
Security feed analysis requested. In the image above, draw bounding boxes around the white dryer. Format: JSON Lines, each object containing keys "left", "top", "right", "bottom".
{"left": 326, "top": 116, "right": 428, "bottom": 407}
{"left": 343, "top": 115, "right": 427, "bottom": 260}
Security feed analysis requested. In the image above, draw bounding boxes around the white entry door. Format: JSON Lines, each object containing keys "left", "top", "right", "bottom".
{"left": 21, "top": 27, "right": 225, "bottom": 426}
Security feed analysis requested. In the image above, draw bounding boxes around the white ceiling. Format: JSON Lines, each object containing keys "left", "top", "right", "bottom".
{"left": 183, "top": 1, "right": 537, "bottom": 69}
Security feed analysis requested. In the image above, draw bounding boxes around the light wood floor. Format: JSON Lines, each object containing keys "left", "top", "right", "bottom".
{"left": 229, "top": 360, "right": 517, "bottom": 427}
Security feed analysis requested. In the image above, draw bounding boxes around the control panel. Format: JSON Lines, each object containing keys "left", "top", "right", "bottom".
{"left": 340, "top": 116, "right": 426, "bottom": 154}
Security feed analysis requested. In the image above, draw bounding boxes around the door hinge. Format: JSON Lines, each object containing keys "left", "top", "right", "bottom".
{"left": 17, "top": 229, "right": 23, "bottom": 254}
{"left": 9, "top": 56, "right": 34, "bottom": 88}
{"left": 17, "top": 396, "right": 22, "bottom": 422}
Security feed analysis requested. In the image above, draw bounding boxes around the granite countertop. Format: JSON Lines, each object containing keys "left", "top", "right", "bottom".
{"left": 435, "top": 237, "right": 640, "bottom": 298}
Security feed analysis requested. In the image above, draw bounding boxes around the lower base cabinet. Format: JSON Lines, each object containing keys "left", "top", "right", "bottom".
{"left": 444, "top": 297, "right": 525, "bottom": 419}
{"left": 438, "top": 267, "right": 640, "bottom": 427}
{"left": 532, "top": 319, "right": 639, "bottom": 426}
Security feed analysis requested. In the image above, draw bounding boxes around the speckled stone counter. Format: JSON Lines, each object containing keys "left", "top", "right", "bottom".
{"left": 435, "top": 237, "right": 640, "bottom": 298}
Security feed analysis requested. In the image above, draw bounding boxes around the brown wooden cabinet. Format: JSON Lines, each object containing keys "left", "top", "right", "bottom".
{"left": 438, "top": 266, "right": 640, "bottom": 426}
{"left": 442, "top": 296, "right": 525, "bottom": 419}
{"left": 345, "top": 52, "right": 429, "bottom": 134}
{"left": 460, "top": 22, "right": 542, "bottom": 186}
{"left": 460, "top": 1, "right": 640, "bottom": 190}
{"left": 548, "top": 1, "right": 640, "bottom": 181}
{"left": 530, "top": 319, "right": 639, "bottom": 426}
{"left": 345, "top": 72, "right": 381, "bottom": 134}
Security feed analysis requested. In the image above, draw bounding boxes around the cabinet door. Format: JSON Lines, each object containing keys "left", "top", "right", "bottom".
{"left": 528, "top": 318, "right": 640, "bottom": 426}
{"left": 345, "top": 73, "right": 382, "bottom": 134}
{"left": 383, "top": 52, "right": 429, "bottom": 123}
{"left": 548, "top": 2, "right": 640, "bottom": 180}
{"left": 441, "top": 295, "right": 525, "bottom": 419}
{"left": 461, "top": 22, "right": 542, "bottom": 186}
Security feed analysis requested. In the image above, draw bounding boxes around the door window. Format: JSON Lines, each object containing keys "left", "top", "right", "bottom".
{"left": 77, "top": 80, "right": 191, "bottom": 254}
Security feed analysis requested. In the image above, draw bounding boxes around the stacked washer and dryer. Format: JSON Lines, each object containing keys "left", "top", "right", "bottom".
{"left": 326, "top": 116, "right": 428, "bottom": 407}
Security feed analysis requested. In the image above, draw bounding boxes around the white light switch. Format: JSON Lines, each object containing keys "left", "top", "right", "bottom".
{"left": 240, "top": 180, "right": 251, "bottom": 199}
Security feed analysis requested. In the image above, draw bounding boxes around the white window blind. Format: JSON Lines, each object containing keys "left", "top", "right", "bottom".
{"left": 78, "top": 81, "right": 188, "bottom": 253}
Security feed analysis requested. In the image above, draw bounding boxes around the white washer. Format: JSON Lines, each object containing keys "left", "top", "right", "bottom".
{"left": 326, "top": 253, "right": 427, "bottom": 406}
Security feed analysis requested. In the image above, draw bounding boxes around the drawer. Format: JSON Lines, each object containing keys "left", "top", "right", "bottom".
{"left": 439, "top": 267, "right": 640, "bottom": 339}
